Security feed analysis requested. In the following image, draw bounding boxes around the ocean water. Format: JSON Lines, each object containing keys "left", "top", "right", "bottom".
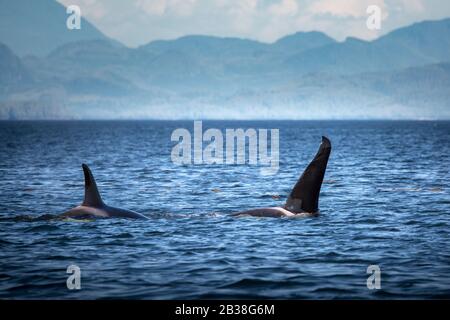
{"left": 0, "top": 120, "right": 449, "bottom": 299}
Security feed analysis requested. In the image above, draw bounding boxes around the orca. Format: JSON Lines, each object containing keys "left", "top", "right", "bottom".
{"left": 232, "top": 136, "right": 332, "bottom": 218}
{"left": 61, "top": 164, "right": 148, "bottom": 219}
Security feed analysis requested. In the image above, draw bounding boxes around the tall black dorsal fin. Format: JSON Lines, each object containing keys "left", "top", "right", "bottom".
{"left": 285, "top": 136, "right": 331, "bottom": 213}
{"left": 81, "top": 163, "right": 104, "bottom": 207}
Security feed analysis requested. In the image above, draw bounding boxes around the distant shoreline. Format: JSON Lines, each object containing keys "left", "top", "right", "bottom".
{"left": 1, "top": 119, "right": 449, "bottom": 122}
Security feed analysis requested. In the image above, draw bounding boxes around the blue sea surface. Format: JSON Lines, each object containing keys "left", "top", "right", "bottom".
{"left": 0, "top": 120, "right": 449, "bottom": 299}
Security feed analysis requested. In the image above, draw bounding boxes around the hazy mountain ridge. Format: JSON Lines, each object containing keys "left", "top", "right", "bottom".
{"left": 0, "top": 0, "right": 113, "bottom": 57}
{"left": 0, "top": 43, "right": 30, "bottom": 92}
{"left": 284, "top": 19, "right": 450, "bottom": 75}
{"left": 1, "top": 5, "right": 450, "bottom": 119}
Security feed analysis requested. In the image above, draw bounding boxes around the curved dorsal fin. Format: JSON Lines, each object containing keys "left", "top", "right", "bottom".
{"left": 81, "top": 164, "right": 104, "bottom": 207}
{"left": 285, "top": 136, "right": 331, "bottom": 213}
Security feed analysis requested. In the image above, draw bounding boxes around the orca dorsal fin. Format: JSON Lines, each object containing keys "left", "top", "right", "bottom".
{"left": 81, "top": 164, "right": 104, "bottom": 207}
{"left": 285, "top": 136, "right": 331, "bottom": 213}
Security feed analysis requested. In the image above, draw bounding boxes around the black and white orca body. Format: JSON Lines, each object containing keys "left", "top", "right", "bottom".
{"left": 61, "top": 164, "right": 148, "bottom": 220}
{"left": 233, "top": 136, "right": 332, "bottom": 218}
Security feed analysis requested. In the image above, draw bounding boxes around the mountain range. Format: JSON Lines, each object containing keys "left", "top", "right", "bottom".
{"left": 1, "top": 0, "right": 450, "bottom": 119}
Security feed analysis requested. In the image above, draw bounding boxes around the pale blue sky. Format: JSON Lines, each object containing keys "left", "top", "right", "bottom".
{"left": 58, "top": 0, "right": 450, "bottom": 47}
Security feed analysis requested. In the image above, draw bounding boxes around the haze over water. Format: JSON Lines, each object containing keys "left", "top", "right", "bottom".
{"left": 0, "top": 120, "right": 449, "bottom": 299}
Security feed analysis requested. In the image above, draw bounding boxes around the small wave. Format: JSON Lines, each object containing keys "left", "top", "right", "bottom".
{"left": 0, "top": 214, "right": 59, "bottom": 222}
{"left": 204, "top": 212, "right": 227, "bottom": 218}
{"left": 378, "top": 187, "right": 422, "bottom": 193}
{"left": 324, "top": 251, "right": 342, "bottom": 258}
{"left": 258, "top": 194, "right": 282, "bottom": 200}
{"left": 115, "top": 232, "right": 134, "bottom": 239}
{"left": 143, "top": 230, "right": 166, "bottom": 236}
{"left": 0, "top": 239, "right": 14, "bottom": 246}
{"left": 352, "top": 218, "right": 379, "bottom": 224}
{"left": 24, "top": 224, "right": 60, "bottom": 232}
{"left": 312, "top": 287, "right": 355, "bottom": 295}
{"left": 221, "top": 278, "right": 281, "bottom": 289}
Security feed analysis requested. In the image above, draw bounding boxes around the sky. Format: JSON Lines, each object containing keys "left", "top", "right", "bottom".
{"left": 58, "top": 0, "right": 450, "bottom": 47}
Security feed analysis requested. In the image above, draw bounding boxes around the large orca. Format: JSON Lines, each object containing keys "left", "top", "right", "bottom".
{"left": 233, "top": 136, "right": 332, "bottom": 218}
{"left": 61, "top": 164, "right": 148, "bottom": 219}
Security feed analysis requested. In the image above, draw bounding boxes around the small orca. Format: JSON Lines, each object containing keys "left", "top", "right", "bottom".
{"left": 233, "top": 136, "right": 332, "bottom": 218}
{"left": 61, "top": 164, "right": 148, "bottom": 219}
